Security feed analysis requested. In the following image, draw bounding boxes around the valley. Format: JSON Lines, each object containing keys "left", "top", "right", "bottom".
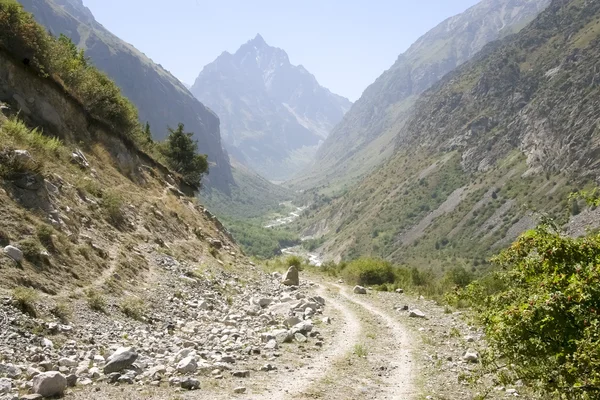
{"left": 1, "top": 0, "right": 600, "bottom": 399}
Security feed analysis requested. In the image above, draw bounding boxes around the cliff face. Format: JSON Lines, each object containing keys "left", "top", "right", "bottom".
{"left": 289, "top": 0, "right": 551, "bottom": 191}
{"left": 192, "top": 35, "right": 351, "bottom": 182}
{"left": 295, "top": 0, "right": 600, "bottom": 267}
{"left": 19, "top": 0, "right": 234, "bottom": 190}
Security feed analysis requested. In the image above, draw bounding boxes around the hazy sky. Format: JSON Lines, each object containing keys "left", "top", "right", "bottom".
{"left": 82, "top": 0, "right": 481, "bottom": 101}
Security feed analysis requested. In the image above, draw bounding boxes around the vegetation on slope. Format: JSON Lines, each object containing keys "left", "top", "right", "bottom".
{"left": 295, "top": 0, "right": 600, "bottom": 270}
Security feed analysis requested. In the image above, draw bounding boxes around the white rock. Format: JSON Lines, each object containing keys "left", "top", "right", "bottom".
{"left": 176, "top": 356, "right": 197, "bottom": 374}
{"left": 409, "top": 309, "right": 426, "bottom": 318}
{"left": 462, "top": 349, "right": 479, "bottom": 363}
{"left": 0, "top": 378, "right": 11, "bottom": 394}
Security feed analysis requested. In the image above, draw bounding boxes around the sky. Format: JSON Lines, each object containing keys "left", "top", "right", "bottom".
{"left": 82, "top": 0, "right": 481, "bottom": 101}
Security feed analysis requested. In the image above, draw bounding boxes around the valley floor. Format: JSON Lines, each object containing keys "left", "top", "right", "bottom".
{"left": 51, "top": 274, "right": 520, "bottom": 400}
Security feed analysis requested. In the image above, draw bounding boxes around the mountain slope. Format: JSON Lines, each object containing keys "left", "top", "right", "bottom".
{"left": 191, "top": 34, "right": 352, "bottom": 182}
{"left": 295, "top": 0, "right": 600, "bottom": 268}
{"left": 289, "top": 0, "right": 551, "bottom": 192}
{"left": 19, "top": 0, "right": 233, "bottom": 190}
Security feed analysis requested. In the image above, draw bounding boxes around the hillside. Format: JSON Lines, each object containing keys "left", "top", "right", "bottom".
{"left": 192, "top": 34, "right": 352, "bottom": 182}
{"left": 19, "top": 0, "right": 234, "bottom": 190}
{"left": 295, "top": 0, "right": 600, "bottom": 268}
{"left": 289, "top": 0, "right": 550, "bottom": 193}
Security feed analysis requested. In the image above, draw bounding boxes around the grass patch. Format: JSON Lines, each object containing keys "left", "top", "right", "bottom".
{"left": 102, "top": 190, "right": 126, "bottom": 226}
{"left": 85, "top": 288, "right": 106, "bottom": 312}
{"left": 50, "top": 301, "right": 72, "bottom": 323}
{"left": 119, "top": 296, "right": 146, "bottom": 321}
{"left": 353, "top": 343, "right": 368, "bottom": 358}
{"left": 12, "top": 286, "right": 39, "bottom": 317}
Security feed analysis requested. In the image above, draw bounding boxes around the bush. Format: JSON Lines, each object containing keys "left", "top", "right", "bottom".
{"left": 86, "top": 289, "right": 106, "bottom": 312}
{"left": 342, "top": 258, "right": 395, "bottom": 286}
{"left": 102, "top": 190, "right": 125, "bottom": 226}
{"left": 119, "top": 297, "right": 146, "bottom": 321}
{"left": 469, "top": 221, "right": 600, "bottom": 398}
{"left": 19, "top": 238, "right": 43, "bottom": 263}
{"left": 50, "top": 301, "right": 72, "bottom": 323}
{"left": 0, "top": 229, "right": 9, "bottom": 246}
{"left": 285, "top": 255, "right": 303, "bottom": 269}
{"left": 36, "top": 224, "right": 55, "bottom": 251}
{"left": 12, "top": 286, "right": 38, "bottom": 317}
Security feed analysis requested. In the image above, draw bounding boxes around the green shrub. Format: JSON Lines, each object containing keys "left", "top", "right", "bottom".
{"left": 342, "top": 258, "right": 395, "bottom": 286}
{"left": 12, "top": 286, "right": 39, "bottom": 317}
{"left": 86, "top": 289, "right": 106, "bottom": 312}
{"left": 467, "top": 221, "right": 600, "bottom": 398}
{"left": 50, "top": 301, "right": 72, "bottom": 323}
{"left": 102, "top": 190, "right": 125, "bottom": 226}
{"left": 19, "top": 238, "right": 43, "bottom": 263}
{"left": 119, "top": 297, "right": 146, "bottom": 321}
{"left": 36, "top": 224, "right": 55, "bottom": 251}
{"left": 0, "top": 229, "right": 9, "bottom": 246}
{"left": 285, "top": 255, "right": 303, "bottom": 269}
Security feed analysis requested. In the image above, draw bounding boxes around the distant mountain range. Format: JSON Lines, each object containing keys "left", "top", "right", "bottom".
{"left": 289, "top": 0, "right": 551, "bottom": 192}
{"left": 191, "top": 34, "right": 352, "bottom": 182}
{"left": 20, "top": 0, "right": 234, "bottom": 190}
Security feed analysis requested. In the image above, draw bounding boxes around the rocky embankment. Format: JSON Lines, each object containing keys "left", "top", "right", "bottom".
{"left": 0, "top": 259, "right": 328, "bottom": 399}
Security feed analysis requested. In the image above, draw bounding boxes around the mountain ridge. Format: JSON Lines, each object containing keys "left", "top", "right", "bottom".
{"left": 289, "top": 0, "right": 551, "bottom": 192}
{"left": 19, "top": 0, "right": 234, "bottom": 191}
{"left": 191, "top": 34, "right": 351, "bottom": 181}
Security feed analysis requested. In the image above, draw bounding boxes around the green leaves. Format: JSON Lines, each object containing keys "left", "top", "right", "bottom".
{"left": 163, "top": 123, "right": 208, "bottom": 185}
{"left": 471, "top": 223, "right": 600, "bottom": 398}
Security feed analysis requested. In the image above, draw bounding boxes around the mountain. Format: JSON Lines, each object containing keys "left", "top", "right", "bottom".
{"left": 19, "top": 0, "right": 233, "bottom": 190}
{"left": 295, "top": 0, "right": 600, "bottom": 267}
{"left": 191, "top": 34, "right": 352, "bottom": 182}
{"left": 289, "top": 0, "right": 551, "bottom": 192}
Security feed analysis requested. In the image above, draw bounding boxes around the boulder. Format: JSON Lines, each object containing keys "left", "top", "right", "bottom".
{"left": 462, "top": 349, "right": 479, "bottom": 363}
{"left": 32, "top": 371, "right": 67, "bottom": 398}
{"left": 408, "top": 309, "right": 426, "bottom": 318}
{"left": 0, "top": 378, "right": 11, "bottom": 394}
{"left": 4, "top": 245, "right": 23, "bottom": 262}
{"left": 353, "top": 285, "right": 367, "bottom": 294}
{"left": 103, "top": 347, "right": 138, "bottom": 374}
{"left": 395, "top": 288, "right": 404, "bottom": 294}
{"left": 232, "top": 370, "right": 250, "bottom": 378}
{"left": 176, "top": 356, "right": 197, "bottom": 374}
{"left": 234, "top": 386, "right": 247, "bottom": 394}
{"left": 180, "top": 377, "right": 200, "bottom": 390}
{"left": 282, "top": 266, "right": 299, "bottom": 286}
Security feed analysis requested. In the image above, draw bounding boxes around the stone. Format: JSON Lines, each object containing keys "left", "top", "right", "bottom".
{"left": 4, "top": 246, "right": 23, "bottom": 262}
{"left": 103, "top": 347, "right": 138, "bottom": 374}
{"left": 234, "top": 386, "right": 247, "bottom": 394}
{"left": 282, "top": 266, "right": 299, "bottom": 286}
{"left": 258, "top": 298, "right": 273, "bottom": 307}
{"left": 284, "top": 316, "right": 302, "bottom": 328}
{"left": 58, "top": 358, "right": 77, "bottom": 368}
{"left": 395, "top": 288, "right": 404, "bottom": 294}
{"left": 176, "top": 356, "right": 197, "bottom": 374}
{"left": 462, "top": 349, "right": 479, "bottom": 363}
{"left": 292, "top": 320, "right": 313, "bottom": 334}
{"left": 65, "top": 374, "right": 78, "bottom": 387}
{"left": 0, "top": 378, "right": 11, "bottom": 394}
{"left": 409, "top": 309, "right": 426, "bottom": 318}
{"left": 294, "top": 333, "right": 307, "bottom": 343}
{"left": 21, "top": 395, "right": 43, "bottom": 400}
{"left": 322, "top": 317, "right": 332, "bottom": 324}
{"left": 32, "top": 371, "right": 67, "bottom": 398}
{"left": 353, "top": 285, "right": 367, "bottom": 294}
{"left": 0, "top": 364, "right": 21, "bottom": 379}
{"left": 232, "top": 370, "right": 250, "bottom": 378}
{"left": 180, "top": 377, "right": 200, "bottom": 390}
{"left": 264, "top": 339, "right": 278, "bottom": 350}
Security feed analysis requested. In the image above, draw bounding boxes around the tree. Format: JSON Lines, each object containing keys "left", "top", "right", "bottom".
{"left": 163, "top": 123, "right": 208, "bottom": 185}
{"left": 142, "top": 122, "right": 152, "bottom": 143}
